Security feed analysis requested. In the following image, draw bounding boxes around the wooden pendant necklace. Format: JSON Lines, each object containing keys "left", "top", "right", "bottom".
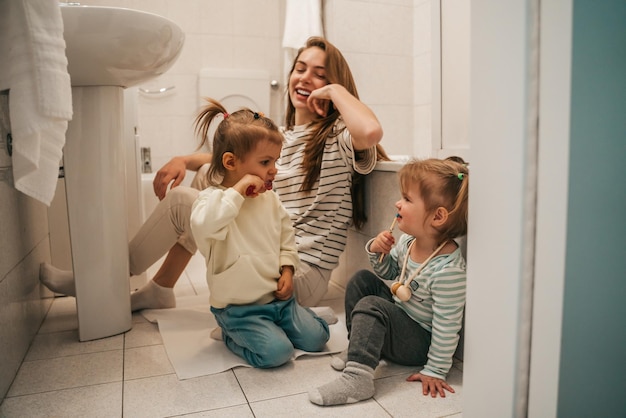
{"left": 391, "top": 239, "right": 449, "bottom": 302}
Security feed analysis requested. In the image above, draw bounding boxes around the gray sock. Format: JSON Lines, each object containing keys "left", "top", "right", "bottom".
{"left": 330, "top": 350, "right": 347, "bottom": 371}
{"left": 308, "top": 361, "right": 375, "bottom": 406}
{"left": 130, "top": 280, "right": 176, "bottom": 311}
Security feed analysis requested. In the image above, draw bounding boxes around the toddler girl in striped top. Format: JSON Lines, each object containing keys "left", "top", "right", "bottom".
{"left": 309, "top": 157, "right": 469, "bottom": 406}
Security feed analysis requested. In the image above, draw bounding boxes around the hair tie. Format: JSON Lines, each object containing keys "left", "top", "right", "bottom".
{"left": 253, "top": 112, "right": 264, "bottom": 119}
{"left": 223, "top": 112, "right": 229, "bottom": 119}
{"left": 457, "top": 173, "right": 464, "bottom": 181}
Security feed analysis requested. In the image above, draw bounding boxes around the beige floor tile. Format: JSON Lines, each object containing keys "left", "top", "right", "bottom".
{"left": 37, "top": 296, "right": 78, "bottom": 334}
{"left": 123, "top": 372, "right": 247, "bottom": 417}
{"left": 234, "top": 355, "right": 343, "bottom": 403}
{"left": 0, "top": 382, "right": 122, "bottom": 418}
{"left": 25, "top": 329, "right": 123, "bottom": 361}
{"left": 124, "top": 344, "right": 175, "bottom": 380}
{"left": 171, "top": 404, "right": 255, "bottom": 417}
{"left": 124, "top": 321, "right": 163, "bottom": 348}
{"left": 249, "top": 392, "right": 392, "bottom": 418}
{"left": 373, "top": 365, "right": 463, "bottom": 418}
{"left": 8, "top": 350, "right": 123, "bottom": 396}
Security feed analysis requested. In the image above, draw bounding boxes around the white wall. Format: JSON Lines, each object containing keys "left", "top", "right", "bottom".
{"left": 81, "top": 0, "right": 285, "bottom": 171}
{"left": 0, "top": 93, "right": 54, "bottom": 400}
{"left": 80, "top": 0, "right": 429, "bottom": 167}
{"left": 324, "top": 0, "right": 417, "bottom": 157}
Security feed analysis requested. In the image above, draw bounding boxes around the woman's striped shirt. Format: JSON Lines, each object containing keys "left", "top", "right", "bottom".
{"left": 275, "top": 120, "right": 376, "bottom": 270}
{"left": 367, "top": 234, "right": 467, "bottom": 380}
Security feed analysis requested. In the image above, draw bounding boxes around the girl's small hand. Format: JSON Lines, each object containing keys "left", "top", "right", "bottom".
{"left": 236, "top": 174, "right": 266, "bottom": 198}
{"left": 274, "top": 266, "right": 294, "bottom": 300}
{"left": 370, "top": 230, "right": 395, "bottom": 256}
{"left": 406, "top": 372, "right": 455, "bottom": 398}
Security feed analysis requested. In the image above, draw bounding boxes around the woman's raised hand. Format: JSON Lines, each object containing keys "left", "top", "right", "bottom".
{"left": 307, "top": 85, "right": 332, "bottom": 117}
{"left": 153, "top": 156, "right": 188, "bottom": 200}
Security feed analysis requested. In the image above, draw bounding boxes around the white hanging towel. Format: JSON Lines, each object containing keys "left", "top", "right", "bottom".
{"left": 282, "top": 0, "right": 324, "bottom": 81}
{"left": 0, "top": 0, "right": 73, "bottom": 206}
{"left": 282, "top": 0, "right": 324, "bottom": 50}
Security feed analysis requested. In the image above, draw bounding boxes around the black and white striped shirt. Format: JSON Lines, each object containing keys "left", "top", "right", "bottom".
{"left": 275, "top": 120, "right": 376, "bottom": 270}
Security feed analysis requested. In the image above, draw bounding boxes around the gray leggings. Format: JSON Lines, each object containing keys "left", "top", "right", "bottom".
{"left": 344, "top": 269, "right": 432, "bottom": 370}
{"left": 128, "top": 166, "right": 331, "bottom": 307}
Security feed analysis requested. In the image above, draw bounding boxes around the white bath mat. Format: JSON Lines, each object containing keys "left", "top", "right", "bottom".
{"left": 142, "top": 295, "right": 348, "bottom": 380}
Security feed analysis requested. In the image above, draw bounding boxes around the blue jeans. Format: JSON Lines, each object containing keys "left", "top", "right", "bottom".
{"left": 211, "top": 298, "right": 330, "bottom": 368}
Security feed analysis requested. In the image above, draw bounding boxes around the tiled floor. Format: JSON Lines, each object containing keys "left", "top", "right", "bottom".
{"left": 0, "top": 254, "right": 463, "bottom": 417}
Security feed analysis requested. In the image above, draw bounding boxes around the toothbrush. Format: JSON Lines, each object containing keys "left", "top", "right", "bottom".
{"left": 378, "top": 214, "right": 400, "bottom": 263}
{"left": 245, "top": 181, "right": 273, "bottom": 196}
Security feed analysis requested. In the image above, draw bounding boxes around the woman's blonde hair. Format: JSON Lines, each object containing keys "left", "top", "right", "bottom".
{"left": 195, "top": 98, "right": 283, "bottom": 186}
{"left": 398, "top": 157, "right": 469, "bottom": 241}
{"left": 285, "top": 36, "right": 389, "bottom": 229}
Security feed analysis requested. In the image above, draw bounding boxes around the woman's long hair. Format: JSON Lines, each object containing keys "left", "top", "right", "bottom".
{"left": 285, "top": 37, "right": 389, "bottom": 229}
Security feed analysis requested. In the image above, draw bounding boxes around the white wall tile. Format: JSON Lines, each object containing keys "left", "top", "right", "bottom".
{"left": 129, "top": 0, "right": 168, "bottom": 16}
{"left": 0, "top": 241, "right": 53, "bottom": 400}
{"left": 370, "top": 54, "right": 414, "bottom": 105}
{"left": 166, "top": 0, "right": 203, "bottom": 34}
{"left": 200, "top": 35, "right": 237, "bottom": 69}
{"left": 369, "top": 2, "right": 413, "bottom": 56}
{"left": 413, "top": 51, "right": 432, "bottom": 105}
{"left": 199, "top": 1, "right": 235, "bottom": 35}
{"left": 232, "top": 0, "right": 282, "bottom": 38}
{"left": 376, "top": 0, "right": 413, "bottom": 6}
{"left": 331, "top": 1, "right": 372, "bottom": 53}
{"left": 414, "top": 0, "right": 432, "bottom": 55}
{"left": 374, "top": 104, "right": 414, "bottom": 156}
{"left": 413, "top": 104, "right": 433, "bottom": 157}
{"left": 168, "top": 33, "right": 204, "bottom": 75}
{"left": 232, "top": 37, "right": 282, "bottom": 73}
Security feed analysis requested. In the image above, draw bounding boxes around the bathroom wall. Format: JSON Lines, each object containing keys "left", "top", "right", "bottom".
{"left": 83, "top": 0, "right": 428, "bottom": 168}
{"left": 324, "top": 0, "right": 423, "bottom": 157}
{"left": 82, "top": 0, "right": 286, "bottom": 171}
{"left": 0, "top": 92, "right": 55, "bottom": 400}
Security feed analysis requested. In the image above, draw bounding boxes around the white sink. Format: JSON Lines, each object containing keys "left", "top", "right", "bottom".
{"left": 61, "top": 4, "right": 185, "bottom": 87}
{"left": 58, "top": 4, "right": 184, "bottom": 341}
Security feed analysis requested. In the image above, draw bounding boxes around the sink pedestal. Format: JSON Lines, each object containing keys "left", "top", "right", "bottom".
{"left": 57, "top": 4, "right": 184, "bottom": 341}
{"left": 64, "top": 86, "right": 132, "bottom": 341}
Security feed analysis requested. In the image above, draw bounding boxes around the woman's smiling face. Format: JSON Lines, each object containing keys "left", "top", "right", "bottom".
{"left": 288, "top": 46, "right": 328, "bottom": 123}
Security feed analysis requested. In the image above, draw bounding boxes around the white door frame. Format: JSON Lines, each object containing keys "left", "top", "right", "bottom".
{"left": 527, "top": 0, "right": 572, "bottom": 416}
{"left": 463, "top": 1, "right": 571, "bottom": 416}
